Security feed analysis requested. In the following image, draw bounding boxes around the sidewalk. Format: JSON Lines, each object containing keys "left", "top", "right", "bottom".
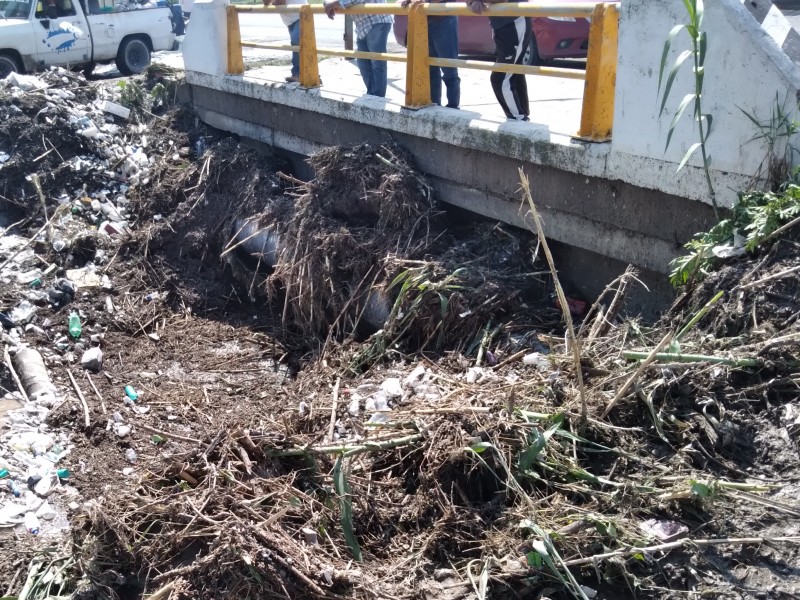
{"left": 155, "top": 49, "right": 587, "bottom": 139}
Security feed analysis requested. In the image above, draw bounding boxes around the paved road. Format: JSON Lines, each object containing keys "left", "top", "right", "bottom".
{"left": 240, "top": 12, "right": 347, "bottom": 48}
{"left": 239, "top": 12, "right": 404, "bottom": 54}
{"left": 774, "top": 0, "right": 800, "bottom": 30}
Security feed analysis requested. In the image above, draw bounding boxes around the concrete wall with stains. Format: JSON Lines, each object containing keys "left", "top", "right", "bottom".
{"left": 612, "top": 0, "right": 800, "bottom": 207}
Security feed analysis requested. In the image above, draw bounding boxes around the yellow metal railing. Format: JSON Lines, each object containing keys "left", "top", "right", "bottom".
{"left": 226, "top": 2, "right": 619, "bottom": 141}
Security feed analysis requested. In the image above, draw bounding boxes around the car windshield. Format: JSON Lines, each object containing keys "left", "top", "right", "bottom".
{"left": 0, "top": 0, "right": 33, "bottom": 18}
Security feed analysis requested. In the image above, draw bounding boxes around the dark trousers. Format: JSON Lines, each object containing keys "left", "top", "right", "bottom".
{"left": 170, "top": 4, "right": 185, "bottom": 35}
{"left": 428, "top": 16, "right": 460, "bottom": 108}
{"left": 490, "top": 17, "right": 531, "bottom": 120}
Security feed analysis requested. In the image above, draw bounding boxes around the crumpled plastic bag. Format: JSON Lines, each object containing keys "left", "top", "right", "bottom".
{"left": 5, "top": 72, "right": 48, "bottom": 91}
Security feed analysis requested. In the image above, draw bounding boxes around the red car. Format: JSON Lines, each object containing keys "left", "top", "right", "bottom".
{"left": 394, "top": 1, "right": 609, "bottom": 64}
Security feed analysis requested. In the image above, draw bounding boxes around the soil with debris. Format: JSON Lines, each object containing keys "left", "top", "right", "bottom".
{"left": 0, "top": 68, "right": 799, "bottom": 600}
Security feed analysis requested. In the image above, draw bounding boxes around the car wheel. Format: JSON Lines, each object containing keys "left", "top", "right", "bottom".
{"left": 525, "top": 35, "right": 544, "bottom": 66}
{"left": 115, "top": 37, "right": 151, "bottom": 76}
{"left": 0, "top": 53, "right": 21, "bottom": 80}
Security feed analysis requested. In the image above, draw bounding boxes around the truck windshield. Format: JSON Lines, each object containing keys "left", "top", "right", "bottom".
{"left": 0, "top": 0, "right": 33, "bottom": 18}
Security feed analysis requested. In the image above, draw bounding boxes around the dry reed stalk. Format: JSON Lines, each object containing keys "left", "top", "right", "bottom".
{"left": 518, "top": 168, "right": 587, "bottom": 421}
{"left": 601, "top": 331, "right": 673, "bottom": 418}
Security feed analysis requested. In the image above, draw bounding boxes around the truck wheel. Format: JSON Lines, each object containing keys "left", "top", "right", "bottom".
{"left": 525, "top": 35, "right": 544, "bottom": 66}
{"left": 115, "top": 37, "right": 151, "bottom": 76}
{"left": 0, "top": 53, "right": 21, "bottom": 80}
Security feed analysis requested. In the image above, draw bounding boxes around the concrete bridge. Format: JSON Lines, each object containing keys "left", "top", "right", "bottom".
{"left": 178, "top": 0, "right": 800, "bottom": 310}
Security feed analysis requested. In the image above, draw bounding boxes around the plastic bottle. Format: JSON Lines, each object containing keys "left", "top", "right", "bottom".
{"left": 24, "top": 512, "right": 40, "bottom": 535}
{"left": 68, "top": 312, "right": 82, "bottom": 338}
{"left": 6, "top": 480, "right": 21, "bottom": 498}
{"left": 124, "top": 385, "right": 139, "bottom": 401}
{"left": 125, "top": 448, "right": 138, "bottom": 464}
{"left": 0, "top": 469, "right": 9, "bottom": 479}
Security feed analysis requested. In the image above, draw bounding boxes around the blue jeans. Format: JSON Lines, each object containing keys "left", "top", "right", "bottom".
{"left": 428, "top": 16, "right": 460, "bottom": 108}
{"left": 356, "top": 22, "right": 391, "bottom": 97}
{"left": 288, "top": 19, "right": 300, "bottom": 77}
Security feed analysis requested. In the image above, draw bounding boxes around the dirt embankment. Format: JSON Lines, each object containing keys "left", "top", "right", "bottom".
{"left": 0, "top": 69, "right": 798, "bottom": 600}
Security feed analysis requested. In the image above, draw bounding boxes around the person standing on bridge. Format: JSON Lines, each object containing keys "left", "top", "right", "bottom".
{"left": 324, "top": 0, "right": 393, "bottom": 97}
{"left": 263, "top": 0, "right": 309, "bottom": 83}
{"left": 400, "top": 0, "right": 460, "bottom": 109}
{"left": 469, "top": 0, "right": 530, "bottom": 121}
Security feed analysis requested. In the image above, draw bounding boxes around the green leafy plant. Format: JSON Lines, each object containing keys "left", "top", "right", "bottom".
{"left": 658, "top": 0, "right": 718, "bottom": 217}
{"left": 333, "top": 455, "right": 362, "bottom": 561}
{"left": 117, "top": 80, "right": 169, "bottom": 119}
{"left": 117, "top": 79, "right": 146, "bottom": 115}
{"left": 668, "top": 219, "right": 733, "bottom": 286}
{"left": 348, "top": 265, "right": 465, "bottom": 371}
{"left": 669, "top": 185, "right": 800, "bottom": 286}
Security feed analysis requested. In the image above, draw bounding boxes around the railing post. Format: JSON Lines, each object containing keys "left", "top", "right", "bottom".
{"left": 404, "top": 3, "right": 431, "bottom": 108}
{"left": 299, "top": 4, "right": 322, "bottom": 88}
{"left": 577, "top": 3, "right": 618, "bottom": 141}
{"left": 226, "top": 5, "right": 245, "bottom": 75}
{"left": 344, "top": 15, "right": 354, "bottom": 51}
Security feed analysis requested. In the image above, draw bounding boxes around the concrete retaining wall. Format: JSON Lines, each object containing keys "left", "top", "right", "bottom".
{"left": 612, "top": 0, "right": 800, "bottom": 208}
{"left": 178, "top": 0, "right": 800, "bottom": 311}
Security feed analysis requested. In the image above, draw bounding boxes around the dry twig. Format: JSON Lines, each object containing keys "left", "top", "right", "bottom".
{"left": 519, "top": 168, "right": 587, "bottom": 420}
{"left": 67, "top": 370, "right": 91, "bottom": 427}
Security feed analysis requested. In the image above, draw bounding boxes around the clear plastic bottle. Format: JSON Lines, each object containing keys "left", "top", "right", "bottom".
{"left": 24, "top": 512, "right": 40, "bottom": 534}
{"left": 7, "top": 480, "right": 21, "bottom": 498}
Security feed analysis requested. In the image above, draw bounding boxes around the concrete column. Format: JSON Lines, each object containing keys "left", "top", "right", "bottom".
{"left": 183, "top": 0, "right": 231, "bottom": 75}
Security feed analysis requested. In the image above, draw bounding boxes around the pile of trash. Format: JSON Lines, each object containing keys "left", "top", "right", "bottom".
{"left": 1, "top": 68, "right": 799, "bottom": 600}
{"left": 223, "top": 142, "right": 549, "bottom": 366}
{"left": 0, "top": 67, "right": 199, "bottom": 560}
{"left": 0, "top": 357, "right": 74, "bottom": 536}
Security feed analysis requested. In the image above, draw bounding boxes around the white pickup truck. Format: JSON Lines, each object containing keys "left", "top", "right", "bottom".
{"left": 0, "top": 0, "right": 176, "bottom": 78}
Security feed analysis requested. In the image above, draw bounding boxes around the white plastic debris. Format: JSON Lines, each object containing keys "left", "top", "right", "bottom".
{"left": 466, "top": 367, "right": 484, "bottom": 384}
{"left": 380, "top": 378, "right": 403, "bottom": 398}
{"left": 34, "top": 472, "right": 59, "bottom": 497}
{"left": 6, "top": 72, "right": 47, "bottom": 91}
{"left": 81, "top": 347, "right": 103, "bottom": 372}
{"left": 36, "top": 501, "right": 56, "bottom": 521}
{"left": 100, "top": 100, "right": 131, "bottom": 120}
{"left": 522, "top": 352, "right": 550, "bottom": 371}
{"left": 403, "top": 365, "right": 426, "bottom": 389}
{"left": 640, "top": 518, "right": 689, "bottom": 541}
{"left": 9, "top": 301, "right": 37, "bottom": 325}
{"left": 347, "top": 398, "right": 360, "bottom": 416}
{"left": 66, "top": 266, "right": 103, "bottom": 288}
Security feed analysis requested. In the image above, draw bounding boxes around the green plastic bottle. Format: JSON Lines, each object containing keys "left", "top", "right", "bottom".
{"left": 68, "top": 312, "right": 82, "bottom": 338}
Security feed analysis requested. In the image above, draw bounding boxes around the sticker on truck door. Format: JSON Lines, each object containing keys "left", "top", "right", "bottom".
{"left": 42, "top": 22, "right": 84, "bottom": 52}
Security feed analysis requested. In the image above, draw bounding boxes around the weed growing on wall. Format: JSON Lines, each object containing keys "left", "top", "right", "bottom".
{"left": 658, "top": 0, "right": 718, "bottom": 217}
{"left": 740, "top": 93, "right": 800, "bottom": 190}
